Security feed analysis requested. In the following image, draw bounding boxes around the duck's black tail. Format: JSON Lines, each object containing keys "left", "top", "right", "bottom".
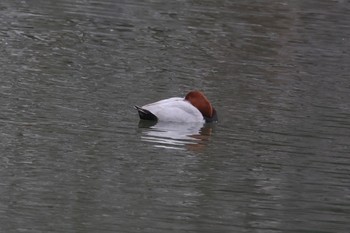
{"left": 134, "top": 106, "right": 158, "bottom": 121}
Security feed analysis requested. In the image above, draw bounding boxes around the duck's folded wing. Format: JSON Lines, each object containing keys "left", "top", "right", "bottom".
{"left": 141, "top": 98, "right": 204, "bottom": 122}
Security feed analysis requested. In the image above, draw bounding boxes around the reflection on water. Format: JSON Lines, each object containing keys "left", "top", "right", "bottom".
{"left": 138, "top": 120, "right": 214, "bottom": 151}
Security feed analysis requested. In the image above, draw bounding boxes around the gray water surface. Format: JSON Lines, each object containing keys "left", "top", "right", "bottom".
{"left": 1, "top": 0, "right": 350, "bottom": 232}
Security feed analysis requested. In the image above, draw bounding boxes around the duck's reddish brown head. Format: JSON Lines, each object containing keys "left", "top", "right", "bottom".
{"left": 185, "top": 91, "right": 218, "bottom": 122}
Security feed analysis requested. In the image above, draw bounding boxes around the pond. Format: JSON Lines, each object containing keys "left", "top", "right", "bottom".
{"left": 1, "top": 0, "right": 349, "bottom": 232}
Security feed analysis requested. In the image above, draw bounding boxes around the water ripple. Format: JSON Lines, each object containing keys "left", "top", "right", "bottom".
{"left": 138, "top": 121, "right": 214, "bottom": 151}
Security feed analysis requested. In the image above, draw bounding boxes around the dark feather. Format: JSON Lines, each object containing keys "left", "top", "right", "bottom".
{"left": 204, "top": 108, "right": 218, "bottom": 123}
{"left": 134, "top": 106, "right": 158, "bottom": 121}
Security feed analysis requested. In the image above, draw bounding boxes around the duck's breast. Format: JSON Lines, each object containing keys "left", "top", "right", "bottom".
{"left": 142, "top": 97, "right": 204, "bottom": 122}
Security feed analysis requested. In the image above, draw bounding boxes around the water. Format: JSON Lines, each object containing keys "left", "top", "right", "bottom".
{"left": 1, "top": 0, "right": 350, "bottom": 232}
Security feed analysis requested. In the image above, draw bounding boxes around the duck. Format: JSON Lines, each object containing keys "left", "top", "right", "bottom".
{"left": 135, "top": 91, "right": 218, "bottom": 123}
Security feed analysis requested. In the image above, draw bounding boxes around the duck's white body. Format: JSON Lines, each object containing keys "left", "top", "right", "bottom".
{"left": 135, "top": 91, "right": 218, "bottom": 123}
{"left": 141, "top": 97, "right": 204, "bottom": 123}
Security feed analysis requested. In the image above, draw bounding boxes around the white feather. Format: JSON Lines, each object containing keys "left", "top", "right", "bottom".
{"left": 141, "top": 97, "right": 204, "bottom": 122}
